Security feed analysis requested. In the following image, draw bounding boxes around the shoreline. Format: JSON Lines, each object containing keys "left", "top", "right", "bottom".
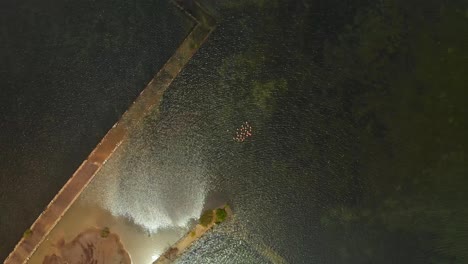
{"left": 153, "top": 205, "right": 232, "bottom": 264}
{"left": 4, "top": 2, "right": 216, "bottom": 263}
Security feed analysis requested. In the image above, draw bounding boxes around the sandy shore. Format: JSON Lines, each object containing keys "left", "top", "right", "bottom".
{"left": 41, "top": 227, "right": 131, "bottom": 264}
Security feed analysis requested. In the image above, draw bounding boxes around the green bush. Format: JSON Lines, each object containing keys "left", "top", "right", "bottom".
{"left": 215, "top": 208, "right": 227, "bottom": 224}
{"left": 199, "top": 210, "right": 214, "bottom": 227}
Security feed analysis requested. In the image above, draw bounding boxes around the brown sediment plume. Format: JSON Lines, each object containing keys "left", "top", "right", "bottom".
{"left": 42, "top": 228, "right": 131, "bottom": 264}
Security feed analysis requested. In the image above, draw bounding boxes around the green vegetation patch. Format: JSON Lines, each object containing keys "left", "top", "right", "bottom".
{"left": 199, "top": 210, "right": 214, "bottom": 227}
{"left": 23, "top": 229, "right": 33, "bottom": 238}
{"left": 215, "top": 208, "right": 228, "bottom": 224}
{"left": 252, "top": 79, "right": 287, "bottom": 111}
{"left": 100, "top": 227, "right": 110, "bottom": 238}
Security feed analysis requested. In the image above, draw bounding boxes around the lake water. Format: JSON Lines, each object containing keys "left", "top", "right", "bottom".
{"left": 4, "top": 0, "right": 468, "bottom": 263}
{"left": 0, "top": 0, "right": 193, "bottom": 260}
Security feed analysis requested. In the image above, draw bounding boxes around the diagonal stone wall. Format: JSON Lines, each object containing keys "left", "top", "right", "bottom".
{"left": 4, "top": 2, "right": 215, "bottom": 263}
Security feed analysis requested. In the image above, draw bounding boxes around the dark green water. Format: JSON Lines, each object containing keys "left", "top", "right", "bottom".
{"left": 0, "top": 0, "right": 193, "bottom": 260}
{"left": 2, "top": 0, "right": 468, "bottom": 263}
{"left": 165, "top": 0, "right": 468, "bottom": 263}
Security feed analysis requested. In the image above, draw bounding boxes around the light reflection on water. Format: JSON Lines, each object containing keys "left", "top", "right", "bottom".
{"left": 29, "top": 111, "right": 213, "bottom": 263}
{"left": 175, "top": 216, "right": 287, "bottom": 264}
{"left": 82, "top": 134, "right": 208, "bottom": 231}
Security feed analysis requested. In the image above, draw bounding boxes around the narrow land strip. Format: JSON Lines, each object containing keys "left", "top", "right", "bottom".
{"left": 153, "top": 205, "right": 232, "bottom": 264}
{"left": 4, "top": 2, "right": 215, "bottom": 263}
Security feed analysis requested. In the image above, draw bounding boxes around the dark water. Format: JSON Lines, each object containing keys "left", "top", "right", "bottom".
{"left": 0, "top": 0, "right": 193, "bottom": 260}
{"left": 2, "top": 0, "right": 468, "bottom": 263}
{"left": 163, "top": 0, "right": 467, "bottom": 263}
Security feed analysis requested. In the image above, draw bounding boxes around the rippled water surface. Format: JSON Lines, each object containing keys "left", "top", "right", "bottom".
{"left": 0, "top": 0, "right": 193, "bottom": 260}
{"left": 6, "top": 0, "right": 468, "bottom": 263}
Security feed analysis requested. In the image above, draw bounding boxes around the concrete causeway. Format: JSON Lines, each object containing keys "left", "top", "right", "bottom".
{"left": 4, "top": 2, "right": 215, "bottom": 263}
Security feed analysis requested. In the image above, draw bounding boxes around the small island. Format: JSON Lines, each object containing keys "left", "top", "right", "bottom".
{"left": 153, "top": 204, "right": 232, "bottom": 264}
